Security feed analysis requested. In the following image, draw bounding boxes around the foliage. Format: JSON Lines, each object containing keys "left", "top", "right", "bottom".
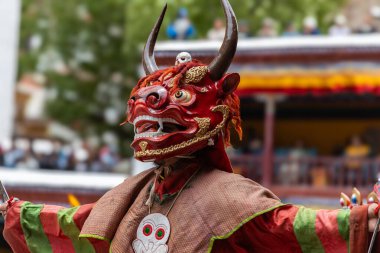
{"left": 20, "top": 0, "right": 133, "bottom": 155}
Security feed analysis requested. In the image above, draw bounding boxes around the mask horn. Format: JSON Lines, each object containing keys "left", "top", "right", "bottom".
{"left": 142, "top": 4, "right": 167, "bottom": 75}
{"left": 208, "top": 0, "right": 238, "bottom": 81}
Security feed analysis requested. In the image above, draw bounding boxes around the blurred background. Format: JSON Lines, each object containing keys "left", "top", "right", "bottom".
{"left": 2, "top": 0, "right": 380, "bottom": 250}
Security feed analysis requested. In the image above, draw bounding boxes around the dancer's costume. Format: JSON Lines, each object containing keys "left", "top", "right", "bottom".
{"left": 3, "top": 0, "right": 377, "bottom": 252}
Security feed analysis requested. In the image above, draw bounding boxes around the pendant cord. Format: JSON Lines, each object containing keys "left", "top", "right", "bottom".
{"left": 148, "top": 167, "right": 201, "bottom": 217}
{"left": 165, "top": 167, "right": 200, "bottom": 216}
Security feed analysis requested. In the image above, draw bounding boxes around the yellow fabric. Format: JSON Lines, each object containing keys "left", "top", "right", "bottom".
{"left": 345, "top": 145, "right": 370, "bottom": 157}
{"left": 344, "top": 145, "right": 370, "bottom": 170}
{"left": 238, "top": 69, "right": 380, "bottom": 90}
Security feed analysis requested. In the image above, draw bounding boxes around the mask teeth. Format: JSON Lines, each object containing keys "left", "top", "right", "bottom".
{"left": 158, "top": 118, "right": 164, "bottom": 133}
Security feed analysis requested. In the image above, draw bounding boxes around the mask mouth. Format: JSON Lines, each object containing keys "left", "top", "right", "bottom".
{"left": 133, "top": 115, "right": 187, "bottom": 140}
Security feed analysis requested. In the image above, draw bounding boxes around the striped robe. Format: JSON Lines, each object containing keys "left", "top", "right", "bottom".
{"left": 3, "top": 201, "right": 369, "bottom": 253}
{"left": 4, "top": 202, "right": 109, "bottom": 253}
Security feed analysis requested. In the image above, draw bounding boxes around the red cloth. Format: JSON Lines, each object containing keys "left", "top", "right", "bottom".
{"left": 211, "top": 205, "right": 303, "bottom": 253}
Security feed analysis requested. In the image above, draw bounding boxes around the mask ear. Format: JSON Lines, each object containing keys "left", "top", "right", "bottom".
{"left": 217, "top": 73, "right": 240, "bottom": 97}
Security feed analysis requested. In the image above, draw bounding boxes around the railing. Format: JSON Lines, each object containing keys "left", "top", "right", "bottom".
{"left": 229, "top": 155, "right": 378, "bottom": 198}
{"left": 0, "top": 169, "right": 126, "bottom": 205}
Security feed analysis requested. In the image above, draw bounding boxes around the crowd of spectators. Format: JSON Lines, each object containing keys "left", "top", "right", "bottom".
{"left": 228, "top": 133, "right": 378, "bottom": 187}
{"left": 165, "top": 8, "right": 379, "bottom": 41}
{"left": 0, "top": 138, "right": 122, "bottom": 173}
{"left": 275, "top": 135, "right": 374, "bottom": 186}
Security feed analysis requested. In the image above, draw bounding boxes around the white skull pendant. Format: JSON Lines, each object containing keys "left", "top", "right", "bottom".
{"left": 132, "top": 213, "right": 170, "bottom": 253}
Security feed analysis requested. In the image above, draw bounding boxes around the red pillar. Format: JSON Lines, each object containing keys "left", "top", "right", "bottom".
{"left": 262, "top": 95, "right": 276, "bottom": 186}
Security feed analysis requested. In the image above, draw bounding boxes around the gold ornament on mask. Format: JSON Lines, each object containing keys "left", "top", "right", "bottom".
{"left": 194, "top": 117, "right": 210, "bottom": 137}
{"left": 139, "top": 141, "right": 148, "bottom": 152}
{"left": 183, "top": 66, "right": 208, "bottom": 84}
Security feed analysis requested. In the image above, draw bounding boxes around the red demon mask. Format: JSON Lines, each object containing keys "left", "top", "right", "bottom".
{"left": 126, "top": 0, "right": 242, "bottom": 166}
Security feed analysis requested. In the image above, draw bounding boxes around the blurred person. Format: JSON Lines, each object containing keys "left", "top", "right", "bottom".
{"left": 73, "top": 142, "right": 90, "bottom": 172}
{"left": 344, "top": 135, "right": 370, "bottom": 168}
{"left": 344, "top": 135, "right": 370, "bottom": 185}
{"left": 310, "top": 162, "right": 328, "bottom": 187}
{"left": 99, "top": 144, "right": 119, "bottom": 172}
{"left": 279, "top": 156, "right": 300, "bottom": 185}
{"left": 329, "top": 14, "right": 351, "bottom": 36}
{"left": 257, "top": 17, "right": 277, "bottom": 37}
{"left": 303, "top": 16, "right": 320, "bottom": 35}
{"left": 38, "top": 153, "right": 56, "bottom": 169}
{"left": 166, "top": 7, "right": 196, "bottom": 40}
{"left": 279, "top": 140, "right": 308, "bottom": 185}
{"left": 32, "top": 139, "right": 56, "bottom": 169}
{"left": 89, "top": 151, "right": 103, "bottom": 172}
{"left": 282, "top": 22, "right": 300, "bottom": 37}
{"left": 15, "top": 151, "right": 39, "bottom": 170}
{"left": 355, "top": 15, "right": 378, "bottom": 34}
{"left": 207, "top": 18, "right": 225, "bottom": 40}
{"left": 38, "top": 141, "right": 58, "bottom": 170}
{"left": 238, "top": 20, "right": 252, "bottom": 39}
{"left": 56, "top": 144, "right": 72, "bottom": 170}
{"left": 3, "top": 140, "right": 24, "bottom": 168}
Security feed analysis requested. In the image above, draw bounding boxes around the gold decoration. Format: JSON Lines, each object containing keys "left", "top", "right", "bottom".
{"left": 200, "top": 87, "right": 208, "bottom": 93}
{"left": 194, "top": 117, "right": 210, "bottom": 137}
{"left": 183, "top": 66, "right": 208, "bottom": 84}
{"left": 367, "top": 191, "right": 379, "bottom": 204}
{"left": 139, "top": 141, "right": 148, "bottom": 152}
{"left": 352, "top": 187, "right": 362, "bottom": 205}
{"left": 135, "top": 105, "right": 230, "bottom": 158}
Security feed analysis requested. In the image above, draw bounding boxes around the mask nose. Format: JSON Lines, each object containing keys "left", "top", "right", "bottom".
{"left": 133, "top": 85, "right": 168, "bottom": 110}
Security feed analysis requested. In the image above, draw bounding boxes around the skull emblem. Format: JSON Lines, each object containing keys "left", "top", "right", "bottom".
{"left": 132, "top": 213, "right": 170, "bottom": 253}
{"left": 175, "top": 52, "right": 192, "bottom": 65}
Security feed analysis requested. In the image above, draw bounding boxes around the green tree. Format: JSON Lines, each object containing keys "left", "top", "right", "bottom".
{"left": 20, "top": 0, "right": 133, "bottom": 155}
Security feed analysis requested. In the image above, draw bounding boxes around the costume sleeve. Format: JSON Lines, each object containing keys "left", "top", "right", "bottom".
{"left": 211, "top": 204, "right": 373, "bottom": 253}
{"left": 3, "top": 201, "right": 109, "bottom": 253}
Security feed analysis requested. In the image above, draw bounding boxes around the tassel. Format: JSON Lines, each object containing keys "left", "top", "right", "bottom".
{"left": 145, "top": 181, "right": 156, "bottom": 208}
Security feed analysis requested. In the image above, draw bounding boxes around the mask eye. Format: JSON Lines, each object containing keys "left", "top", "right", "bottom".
{"left": 173, "top": 89, "right": 192, "bottom": 104}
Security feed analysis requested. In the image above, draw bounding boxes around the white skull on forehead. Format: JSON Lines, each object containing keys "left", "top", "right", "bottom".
{"left": 175, "top": 52, "right": 192, "bottom": 65}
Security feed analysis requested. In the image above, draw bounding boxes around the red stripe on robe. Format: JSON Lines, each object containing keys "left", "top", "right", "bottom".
{"left": 40, "top": 205, "right": 76, "bottom": 253}
{"left": 315, "top": 209, "right": 348, "bottom": 253}
{"left": 3, "top": 201, "right": 31, "bottom": 253}
{"left": 73, "top": 204, "right": 94, "bottom": 230}
{"left": 74, "top": 204, "right": 110, "bottom": 253}
{"left": 211, "top": 205, "right": 303, "bottom": 253}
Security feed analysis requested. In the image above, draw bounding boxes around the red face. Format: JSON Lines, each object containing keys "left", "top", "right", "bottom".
{"left": 126, "top": 63, "right": 239, "bottom": 162}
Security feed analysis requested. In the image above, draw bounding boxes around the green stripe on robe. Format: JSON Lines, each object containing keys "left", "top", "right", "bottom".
{"left": 293, "top": 207, "right": 324, "bottom": 253}
{"left": 57, "top": 207, "right": 95, "bottom": 253}
{"left": 337, "top": 209, "right": 350, "bottom": 250}
{"left": 20, "top": 202, "right": 53, "bottom": 253}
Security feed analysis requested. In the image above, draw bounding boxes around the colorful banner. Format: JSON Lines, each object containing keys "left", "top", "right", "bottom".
{"left": 237, "top": 68, "right": 380, "bottom": 96}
